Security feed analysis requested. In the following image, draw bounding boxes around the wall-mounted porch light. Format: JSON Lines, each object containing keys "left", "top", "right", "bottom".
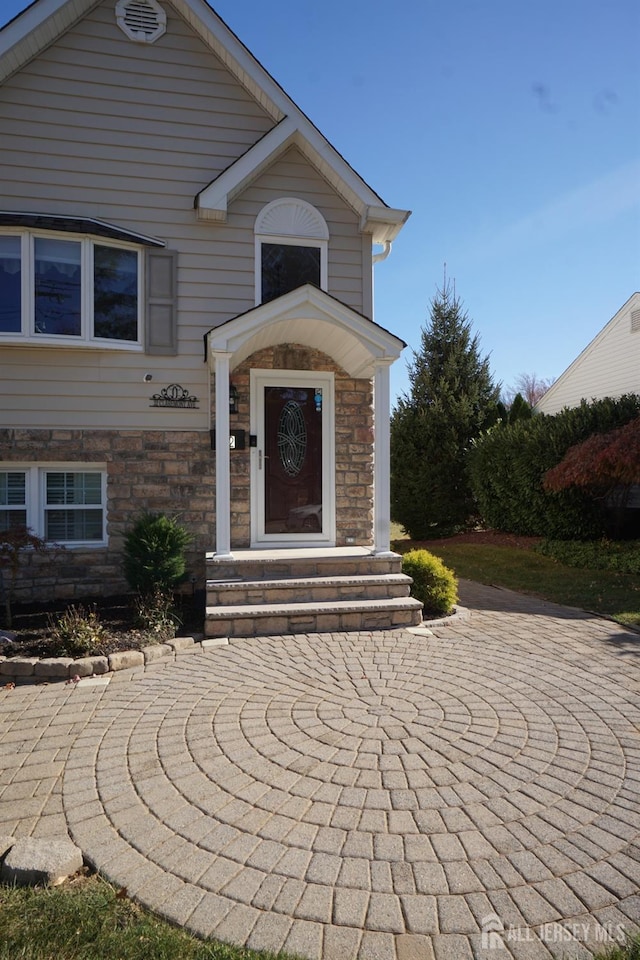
{"left": 229, "top": 382, "right": 239, "bottom": 415}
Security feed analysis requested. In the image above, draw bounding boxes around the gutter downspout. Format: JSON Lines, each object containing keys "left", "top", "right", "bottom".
{"left": 372, "top": 241, "right": 392, "bottom": 264}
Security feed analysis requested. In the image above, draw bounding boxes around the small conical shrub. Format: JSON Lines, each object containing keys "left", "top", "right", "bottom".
{"left": 123, "top": 512, "right": 192, "bottom": 597}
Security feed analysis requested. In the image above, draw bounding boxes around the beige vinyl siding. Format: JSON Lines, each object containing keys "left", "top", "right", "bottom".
{"left": 0, "top": 0, "right": 273, "bottom": 430}
{"left": 0, "top": 0, "right": 370, "bottom": 431}
{"left": 537, "top": 294, "right": 640, "bottom": 415}
{"left": 2, "top": 345, "right": 208, "bottom": 429}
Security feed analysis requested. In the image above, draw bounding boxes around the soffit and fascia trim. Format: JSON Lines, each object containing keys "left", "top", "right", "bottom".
{"left": 195, "top": 120, "right": 410, "bottom": 244}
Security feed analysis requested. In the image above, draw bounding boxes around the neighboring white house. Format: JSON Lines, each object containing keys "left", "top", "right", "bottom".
{"left": 536, "top": 293, "right": 640, "bottom": 415}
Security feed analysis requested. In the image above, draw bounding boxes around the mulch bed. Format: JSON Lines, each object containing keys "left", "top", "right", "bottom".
{"left": 410, "top": 529, "right": 543, "bottom": 551}
{"left": 392, "top": 530, "right": 543, "bottom": 553}
{"left": 2, "top": 592, "right": 205, "bottom": 659}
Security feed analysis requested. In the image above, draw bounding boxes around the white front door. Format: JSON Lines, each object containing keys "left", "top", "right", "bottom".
{"left": 250, "top": 370, "right": 335, "bottom": 546}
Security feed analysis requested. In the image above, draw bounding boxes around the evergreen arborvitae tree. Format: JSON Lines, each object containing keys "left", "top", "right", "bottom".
{"left": 507, "top": 392, "right": 533, "bottom": 424}
{"left": 391, "top": 284, "right": 500, "bottom": 538}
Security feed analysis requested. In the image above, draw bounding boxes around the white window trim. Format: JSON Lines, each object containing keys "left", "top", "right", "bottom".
{"left": 254, "top": 235, "right": 328, "bottom": 306}
{"left": 0, "top": 469, "right": 27, "bottom": 528}
{"left": 0, "top": 463, "right": 108, "bottom": 547}
{"left": 0, "top": 227, "right": 143, "bottom": 350}
{"left": 254, "top": 198, "right": 329, "bottom": 306}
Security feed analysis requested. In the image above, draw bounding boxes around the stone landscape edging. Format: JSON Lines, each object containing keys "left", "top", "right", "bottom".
{"left": 0, "top": 606, "right": 469, "bottom": 684}
{"left": 0, "top": 633, "right": 208, "bottom": 684}
{"left": 0, "top": 835, "right": 84, "bottom": 886}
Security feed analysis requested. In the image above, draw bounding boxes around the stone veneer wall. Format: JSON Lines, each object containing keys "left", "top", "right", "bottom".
{"left": 1, "top": 346, "right": 374, "bottom": 602}
{"left": 0, "top": 428, "right": 214, "bottom": 603}
{"left": 222, "top": 345, "right": 374, "bottom": 547}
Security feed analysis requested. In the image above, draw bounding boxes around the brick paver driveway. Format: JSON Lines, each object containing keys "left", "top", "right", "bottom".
{"left": 1, "top": 581, "right": 639, "bottom": 959}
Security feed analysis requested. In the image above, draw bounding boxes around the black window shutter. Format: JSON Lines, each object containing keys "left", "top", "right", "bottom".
{"left": 145, "top": 249, "right": 177, "bottom": 355}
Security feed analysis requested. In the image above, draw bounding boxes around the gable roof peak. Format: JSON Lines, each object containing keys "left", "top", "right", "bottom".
{"left": 1, "top": 0, "right": 410, "bottom": 242}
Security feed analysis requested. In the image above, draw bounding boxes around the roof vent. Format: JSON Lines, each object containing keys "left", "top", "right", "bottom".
{"left": 631, "top": 308, "right": 640, "bottom": 333}
{"left": 115, "top": 0, "right": 166, "bottom": 43}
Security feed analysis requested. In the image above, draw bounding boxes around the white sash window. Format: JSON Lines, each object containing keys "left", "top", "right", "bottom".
{"left": 0, "top": 465, "right": 106, "bottom": 546}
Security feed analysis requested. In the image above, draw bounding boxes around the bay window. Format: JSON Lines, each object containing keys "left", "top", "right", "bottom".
{"left": 0, "top": 229, "right": 140, "bottom": 346}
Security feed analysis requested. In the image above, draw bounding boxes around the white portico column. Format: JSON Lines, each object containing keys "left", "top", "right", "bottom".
{"left": 212, "top": 350, "right": 233, "bottom": 559}
{"left": 373, "top": 359, "right": 394, "bottom": 556}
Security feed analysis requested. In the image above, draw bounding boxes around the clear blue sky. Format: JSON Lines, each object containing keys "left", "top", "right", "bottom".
{"left": 2, "top": 0, "right": 638, "bottom": 404}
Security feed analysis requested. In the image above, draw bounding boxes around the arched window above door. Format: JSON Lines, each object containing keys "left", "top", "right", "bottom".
{"left": 255, "top": 198, "right": 328, "bottom": 305}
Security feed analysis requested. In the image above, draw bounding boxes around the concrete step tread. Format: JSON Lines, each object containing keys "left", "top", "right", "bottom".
{"left": 205, "top": 553, "right": 403, "bottom": 580}
{"left": 206, "top": 596, "right": 423, "bottom": 620}
{"left": 206, "top": 548, "right": 397, "bottom": 562}
{"left": 207, "top": 573, "right": 412, "bottom": 590}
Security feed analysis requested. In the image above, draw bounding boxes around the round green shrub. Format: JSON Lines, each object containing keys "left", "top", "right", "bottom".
{"left": 401, "top": 549, "right": 458, "bottom": 617}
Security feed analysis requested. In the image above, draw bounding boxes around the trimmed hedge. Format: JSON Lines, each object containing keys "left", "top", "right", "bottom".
{"left": 401, "top": 549, "right": 458, "bottom": 616}
{"left": 467, "top": 395, "right": 640, "bottom": 539}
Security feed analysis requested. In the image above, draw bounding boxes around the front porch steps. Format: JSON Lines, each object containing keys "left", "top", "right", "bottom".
{"left": 205, "top": 548, "right": 423, "bottom": 637}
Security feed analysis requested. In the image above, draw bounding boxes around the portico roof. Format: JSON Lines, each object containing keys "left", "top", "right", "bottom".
{"left": 205, "top": 284, "right": 406, "bottom": 379}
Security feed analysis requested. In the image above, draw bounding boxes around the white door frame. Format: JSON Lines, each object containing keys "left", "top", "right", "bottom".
{"left": 250, "top": 369, "right": 335, "bottom": 547}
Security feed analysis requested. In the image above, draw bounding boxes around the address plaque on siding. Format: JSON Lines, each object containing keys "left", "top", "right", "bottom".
{"left": 150, "top": 384, "right": 199, "bottom": 408}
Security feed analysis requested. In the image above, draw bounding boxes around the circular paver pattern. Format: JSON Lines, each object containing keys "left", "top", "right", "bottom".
{"left": 63, "top": 607, "right": 640, "bottom": 960}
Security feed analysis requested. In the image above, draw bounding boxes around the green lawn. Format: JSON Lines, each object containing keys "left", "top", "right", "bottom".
{"left": 392, "top": 531, "right": 640, "bottom": 630}
{"left": 0, "top": 875, "right": 638, "bottom": 960}
{"left": 0, "top": 874, "right": 289, "bottom": 960}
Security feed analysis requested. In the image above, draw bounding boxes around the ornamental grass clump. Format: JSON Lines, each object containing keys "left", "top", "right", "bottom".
{"left": 47, "top": 603, "right": 106, "bottom": 657}
{"left": 402, "top": 548, "right": 458, "bottom": 617}
{"left": 132, "top": 587, "right": 180, "bottom": 637}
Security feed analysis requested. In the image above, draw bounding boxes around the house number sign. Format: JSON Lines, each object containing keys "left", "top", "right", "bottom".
{"left": 150, "top": 383, "right": 199, "bottom": 409}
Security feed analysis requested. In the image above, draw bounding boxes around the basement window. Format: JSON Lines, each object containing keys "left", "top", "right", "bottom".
{"left": 0, "top": 465, "right": 107, "bottom": 546}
